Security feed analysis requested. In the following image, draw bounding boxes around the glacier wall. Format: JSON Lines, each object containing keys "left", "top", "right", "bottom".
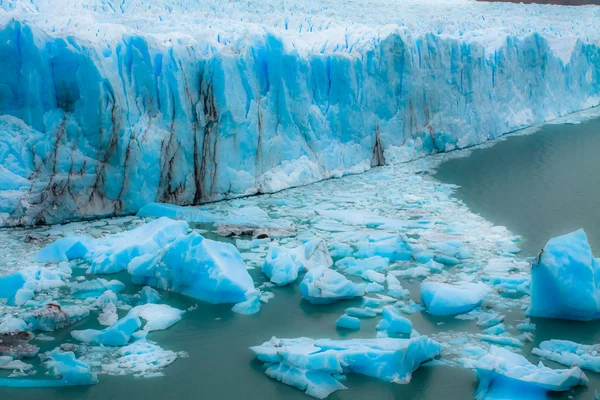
{"left": 1, "top": 0, "right": 599, "bottom": 226}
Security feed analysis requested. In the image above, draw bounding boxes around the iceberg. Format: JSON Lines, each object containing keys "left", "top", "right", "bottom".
{"left": 24, "top": 303, "right": 90, "bottom": 332}
{"left": 376, "top": 305, "right": 413, "bottom": 334}
{"left": 128, "top": 232, "right": 255, "bottom": 304}
{"left": 71, "top": 314, "right": 141, "bottom": 346}
{"left": 262, "top": 247, "right": 300, "bottom": 286}
{"left": 527, "top": 229, "right": 600, "bottom": 321}
{"left": 533, "top": 340, "right": 600, "bottom": 373}
{"left": 262, "top": 240, "right": 332, "bottom": 286}
{"left": 1, "top": 1, "right": 599, "bottom": 227}
{"left": 34, "top": 236, "right": 91, "bottom": 263}
{"left": 128, "top": 304, "right": 184, "bottom": 332}
{"left": 137, "top": 286, "right": 162, "bottom": 305}
{"left": 335, "top": 314, "right": 361, "bottom": 330}
{"left": 0, "top": 349, "right": 97, "bottom": 387}
{"left": 420, "top": 281, "right": 489, "bottom": 316}
{"left": 110, "top": 339, "right": 179, "bottom": 377}
{"left": 300, "top": 267, "right": 365, "bottom": 304}
{"left": 475, "top": 346, "right": 587, "bottom": 400}
{"left": 69, "top": 278, "right": 125, "bottom": 298}
{"left": 136, "top": 202, "right": 215, "bottom": 223}
{"left": 87, "top": 217, "right": 189, "bottom": 274}
{"left": 250, "top": 336, "right": 441, "bottom": 399}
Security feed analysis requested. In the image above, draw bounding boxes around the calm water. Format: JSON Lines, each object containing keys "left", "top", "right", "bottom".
{"left": 4, "top": 117, "right": 600, "bottom": 399}
{"left": 435, "top": 117, "right": 600, "bottom": 258}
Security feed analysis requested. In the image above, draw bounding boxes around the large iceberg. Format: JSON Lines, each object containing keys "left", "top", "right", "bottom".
{"left": 0, "top": 349, "right": 97, "bottom": 387}
{"left": 475, "top": 346, "right": 588, "bottom": 400}
{"left": 250, "top": 336, "right": 441, "bottom": 399}
{"left": 128, "top": 231, "right": 255, "bottom": 304}
{"left": 420, "top": 281, "right": 489, "bottom": 316}
{"left": 300, "top": 267, "right": 365, "bottom": 304}
{"left": 527, "top": 229, "right": 600, "bottom": 321}
{"left": 1, "top": 0, "right": 599, "bottom": 226}
{"left": 533, "top": 340, "right": 600, "bottom": 373}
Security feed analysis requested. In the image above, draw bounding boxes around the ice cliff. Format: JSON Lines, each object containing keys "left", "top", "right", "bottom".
{"left": 1, "top": 0, "right": 600, "bottom": 226}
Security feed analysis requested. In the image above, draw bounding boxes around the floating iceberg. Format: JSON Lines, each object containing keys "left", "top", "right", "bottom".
{"left": 129, "top": 231, "right": 255, "bottom": 304}
{"left": 109, "top": 339, "right": 179, "bottom": 377}
{"left": 231, "top": 290, "right": 262, "bottom": 315}
{"left": 420, "top": 282, "right": 489, "bottom": 316}
{"left": 24, "top": 303, "right": 90, "bottom": 332}
{"left": 136, "top": 202, "right": 215, "bottom": 223}
{"left": 250, "top": 336, "right": 441, "bottom": 399}
{"left": 69, "top": 278, "right": 125, "bottom": 299}
{"left": 0, "top": 349, "right": 97, "bottom": 387}
{"left": 475, "top": 346, "right": 587, "bottom": 400}
{"left": 87, "top": 217, "right": 189, "bottom": 274}
{"left": 528, "top": 229, "right": 600, "bottom": 321}
{"left": 300, "top": 267, "right": 365, "bottom": 304}
{"left": 376, "top": 305, "right": 413, "bottom": 334}
{"left": 533, "top": 340, "right": 600, "bottom": 373}
{"left": 128, "top": 304, "right": 184, "bottom": 332}
{"left": 71, "top": 314, "right": 141, "bottom": 347}
{"left": 262, "top": 247, "right": 300, "bottom": 286}
{"left": 34, "top": 236, "right": 91, "bottom": 263}
{"left": 137, "top": 286, "right": 161, "bottom": 305}
{"left": 335, "top": 314, "right": 361, "bottom": 330}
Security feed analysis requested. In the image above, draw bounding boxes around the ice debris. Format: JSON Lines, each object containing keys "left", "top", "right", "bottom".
{"left": 129, "top": 231, "right": 255, "bottom": 304}
{"left": 533, "top": 340, "right": 600, "bottom": 373}
{"left": 376, "top": 306, "right": 413, "bottom": 334}
{"left": 528, "top": 229, "right": 600, "bottom": 321}
{"left": 71, "top": 314, "right": 141, "bottom": 346}
{"left": 475, "top": 346, "right": 587, "bottom": 400}
{"left": 421, "top": 282, "right": 489, "bottom": 316}
{"left": 250, "top": 336, "right": 441, "bottom": 399}
{"left": 0, "top": 349, "right": 97, "bottom": 387}
{"left": 300, "top": 267, "right": 365, "bottom": 304}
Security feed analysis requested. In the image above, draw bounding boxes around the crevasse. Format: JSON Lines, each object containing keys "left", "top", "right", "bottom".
{"left": 1, "top": 0, "right": 599, "bottom": 226}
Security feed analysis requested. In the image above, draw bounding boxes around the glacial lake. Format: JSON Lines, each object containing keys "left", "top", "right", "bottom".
{"left": 3, "top": 114, "right": 600, "bottom": 400}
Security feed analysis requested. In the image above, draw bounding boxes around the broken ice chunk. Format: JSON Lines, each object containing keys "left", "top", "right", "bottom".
{"left": 69, "top": 278, "right": 125, "bottom": 299}
{"left": 24, "top": 303, "right": 90, "bottom": 332}
{"left": 420, "top": 282, "right": 489, "bottom": 316}
{"left": 527, "top": 229, "right": 600, "bottom": 321}
{"left": 128, "top": 304, "right": 184, "bottom": 331}
{"left": 0, "top": 349, "right": 97, "bottom": 387}
{"left": 71, "top": 314, "right": 141, "bottom": 346}
{"left": 232, "top": 290, "right": 262, "bottom": 315}
{"left": 137, "top": 286, "right": 161, "bottom": 305}
{"left": 335, "top": 314, "right": 361, "bottom": 330}
{"left": 128, "top": 232, "right": 255, "bottom": 304}
{"left": 88, "top": 217, "right": 189, "bottom": 274}
{"left": 475, "top": 346, "right": 587, "bottom": 399}
{"left": 34, "top": 236, "right": 91, "bottom": 263}
{"left": 300, "top": 267, "right": 364, "bottom": 304}
{"left": 533, "top": 340, "right": 600, "bottom": 372}
{"left": 136, "top": 202, "right": 215, "bottom": 223}
{"left": 262, "top": 247, "right": 301, "bottom": 286}
{"left": 250, "top": 336, "right": 441, "bottom": 399}
{"left": 376, "top": 305, "right": 412, "bottom": 334}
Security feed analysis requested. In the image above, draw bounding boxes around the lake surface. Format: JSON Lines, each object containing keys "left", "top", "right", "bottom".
{"left": 3, "top": 115, "right": 600, "bottom": 400}
{"left": 435, "top": 117, "right": 600, "bottom": 258}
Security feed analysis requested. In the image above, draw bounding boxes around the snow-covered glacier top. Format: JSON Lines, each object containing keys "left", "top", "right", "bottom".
{"left": 2, "top": 0, "right": 599, "bottom": 56}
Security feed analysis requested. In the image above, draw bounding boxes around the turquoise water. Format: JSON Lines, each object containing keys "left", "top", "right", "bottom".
{"left": 2, "top": 116, "right": 600, "bottom": 399}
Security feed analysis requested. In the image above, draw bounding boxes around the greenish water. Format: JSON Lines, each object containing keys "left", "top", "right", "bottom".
{"left": 4, "top": 117, "right": 600, "bottom": 400}
{"left": 435, "top": 116, "right": 600, "bottom": 397}
{"left": 435, "top": 117, "right": 600, "bottom": 257}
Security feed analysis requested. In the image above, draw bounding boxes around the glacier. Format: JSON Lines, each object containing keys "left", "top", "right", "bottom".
{"left": 1, "top": 0, "right": 600, "bottom": 226}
